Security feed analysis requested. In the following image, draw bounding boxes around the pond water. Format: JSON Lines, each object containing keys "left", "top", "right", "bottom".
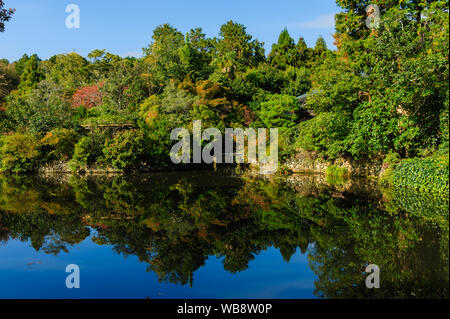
{"left": 0, "top": 171, "right": 448, "bottom": 299}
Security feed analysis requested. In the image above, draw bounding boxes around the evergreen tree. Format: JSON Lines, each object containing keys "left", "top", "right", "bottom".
{"left": 268, "top": 28, "right": 299, "bottom": 70}
{"left": 144, "top": 24, "right": 186, "bottom": 85}
{"left": 18, "top": 56, "right": 43, "bottom": 92}
{"left": 179, "top": 29, "right": 213, "bottom": 81}
{"left": 296, "top": 37, "right": 311, "bottom": 66}
{"left": 313, "top": 36, "right": 328, "bottom": 59}
{"left": 212, "top": 20, "right": 265, "bottom": 77}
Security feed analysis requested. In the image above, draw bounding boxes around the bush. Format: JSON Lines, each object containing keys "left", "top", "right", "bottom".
{"left": 439, "top": 95, "right": 449, "bottom": 154}
{"left": 102, "top": 130, "right": 147, "bottom": 171}
{"left": 281, "top": 66, "right": 311, "bottom": 97}
{"left": 258, "top": 94, "right": 300, "bottom": 130}
{"left": 139, "top": 113, "right": 185, "bottom": 167}
{"left": 6, "top": 86, "right": 76, "bottom": 134}
{"left": 277, "top": 125, "right": 299, "bottom": 161}
{"left": 70, "top": 131, "right": 107, "bottom": 171}
{"left": 379, "top": 152, "right": 401, "bottom": 186}
{"left": 40, "top": 128, "right": 79, "bottom": 161}
{"left": 295, "top": 112, "right": 350, "bottom": 159}
{"left": 345, "top": 103, "right": 399, "bottom": 159}
{"left": 82, "top": 104, "right": 137, "bottom": 126}
{"left": 0, "top": 132, "right": 41, "bottom": 174}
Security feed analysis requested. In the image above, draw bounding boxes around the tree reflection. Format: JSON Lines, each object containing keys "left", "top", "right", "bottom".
{"left": 0, "top": 173, "right": 448, "bottom": 298}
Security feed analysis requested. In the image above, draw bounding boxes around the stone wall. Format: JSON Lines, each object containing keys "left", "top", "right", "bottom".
{"left": 284, "top": 149, "right": 383, "bottom": 178}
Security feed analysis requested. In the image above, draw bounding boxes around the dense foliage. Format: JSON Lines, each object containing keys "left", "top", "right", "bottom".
{"left": 389, "top": 155, "right": 449, "bottom": 194}
{"left": 0, "top": 1, "right": 448, "bottom": 194}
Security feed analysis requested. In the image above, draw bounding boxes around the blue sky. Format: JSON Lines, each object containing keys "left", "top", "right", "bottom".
{"left": 0, "top": 0, "right": 340, "bottom": 62}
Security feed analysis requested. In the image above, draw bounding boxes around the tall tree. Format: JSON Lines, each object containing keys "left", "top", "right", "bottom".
{"left": 296, "top": 37, "right": 312, "bottom": 65}
{"left": 179, "top": 28, "right": 214, "bottom": 81}
{"left": 334, "top": 0, "right": 446, "bottom": 41}
{"left": 313, "top": 35, "right": 328, "bottom": 60}
{"left": 268, "top": 28, "right": 299, "bottom": 70}
{"left": 144, "top": 24, "right": 186, "bottom": 86}
{"left": 212, "top": 20, "right": 265, "bottom": 78}
{"left": 308, "top": 1, "right": 449, "bottom": 158}
{"left": 18, "top": 56, "right": 43, "bottom": 92}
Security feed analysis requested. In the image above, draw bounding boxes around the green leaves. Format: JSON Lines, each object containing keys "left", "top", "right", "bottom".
{"left": 102, "top": 130, "right": 147, "bottom": 172}
{"left": 212, "top": 20, "right": 265, "bottom": 79}
{"left": 70, "top": 131, "right": 107, "bottom": 171}
{"left": 0, "top": 132, "right": 40, "bottom": 174}
{"left": 17, "top": 56, "right": 43, "bottom": 92}
{"left": 390, "top": 155, "right": 449, "bottom": 194}
{"left": 258, "top": 94, "right": 301, "bottom": 130}
{"left": 296, "top": 112, "right": 351, "bottom": 159}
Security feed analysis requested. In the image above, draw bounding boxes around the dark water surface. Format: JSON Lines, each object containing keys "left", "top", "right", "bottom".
{"left": 0, "top": 172, "right": 448, "bottom": 299}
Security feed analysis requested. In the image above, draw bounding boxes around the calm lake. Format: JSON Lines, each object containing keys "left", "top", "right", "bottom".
{"left": 0, "top": 171, "right": 448, "bottom": 299}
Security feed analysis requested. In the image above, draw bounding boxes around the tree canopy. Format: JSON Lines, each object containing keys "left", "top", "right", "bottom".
{"left": 0, "top": 1, "right": 448, "bottom": 174}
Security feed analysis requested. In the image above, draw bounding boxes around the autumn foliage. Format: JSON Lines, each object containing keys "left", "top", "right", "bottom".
{"left": 71, "top": 84, "right": 102, "bottom": 109}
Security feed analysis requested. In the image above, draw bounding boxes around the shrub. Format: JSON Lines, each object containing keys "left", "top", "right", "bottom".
{"left": 6, "top": 85, "right": 76, "bottom": 134}
{"left": 277, "top": 125, "right": 299, "bottom": 161}
{"left": 102, "top": 130, "right": 147, "bottom": 171}
{"left": 258, "top": 94, "right": 301, "bottom": 130}
{"left": 345, "top": 103, "right": 399, "bottom": 159}
{"left": 0, "top": 132, "right": 40, "bottom": 174}
{"left": 70, "top": 131, "right": 107, "bottom": 171}
{"left": 40, "top": 128, "right": 79, "bottom": 161}
{"left": 295, "top": 112, "right": 350, "bottom": 159}
{"left": 439, "top": 97, "right": 449, "bottom": 154}
{"left": 140, "top": 113, "right": 184, "bottom": 167}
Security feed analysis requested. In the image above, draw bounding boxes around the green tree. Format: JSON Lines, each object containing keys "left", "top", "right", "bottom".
{"left": 296, "top": 112, "right": 351, "bottom": 159}
{"left": 296, "top": 37, "right": 312, "bottom": 66}
{"left": 13, "top": 54, "right": 40, "bottom": 78}
{"left": 98, "top": 57, "right": 148, "bottom": 122}
{"left": 179, "top": 28, "right": 214, "bottom": 81}
{"left": 212, "top": 21, "right": 265, "bottom": 80}
{"left": 17, "top": 56, "right": 43, "bottom": 92}
{"left": 6, "top": 78, "right": 76, "bottom": 133}
{"left": 258, "top": 94, "right": 301, "bottom": 129}
{"left": 41, "top": 53, "right": 90, "bottom": 98}
{"left": 268, "top": 28, "right": 299, "bottom": 70}
{"left": 0, "top": 132, "right": 40, "bottom": 174}
{"left": 144, "top": 24, "right": 186, "bottom": 86}
{"left": 313, "top": 35, "right": 328, "bottom": 61}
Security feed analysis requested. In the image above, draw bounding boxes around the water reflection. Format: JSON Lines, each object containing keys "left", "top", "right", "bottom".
{"left": 0, "top": 172, "right": 448, "bottom": 298}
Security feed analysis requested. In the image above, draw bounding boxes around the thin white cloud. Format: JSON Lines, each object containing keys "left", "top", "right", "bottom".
{"left": 122, "top": 51, "right": 141, "bottom": 58}
{"left": 291, "top": 13, "right": 336, "bottom": 29}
